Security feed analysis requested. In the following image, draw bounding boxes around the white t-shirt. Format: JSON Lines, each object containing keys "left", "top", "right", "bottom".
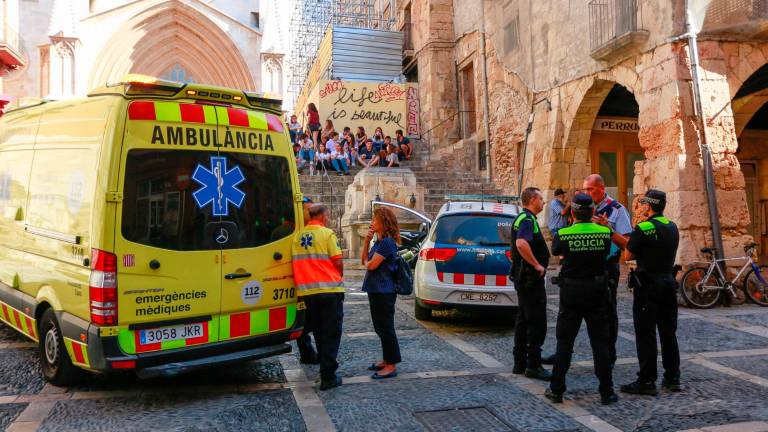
{"left": 325, "top": 138, "right": 338, "bottom": 153}
{"left": 386, "top": 153, "right": 399, "bottom": 165}
{"left": 316, "top": 152, "right": 331, "bottom": 161}
{"left": 289, "top": 121, "right": 302, "bottom": 132}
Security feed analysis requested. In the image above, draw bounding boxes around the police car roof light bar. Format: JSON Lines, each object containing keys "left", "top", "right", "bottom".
{"left": 444, "top": 194, "right": 519, "bottom": 204}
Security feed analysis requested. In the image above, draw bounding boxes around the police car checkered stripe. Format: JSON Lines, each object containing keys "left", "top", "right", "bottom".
{"left": 437, "top": 272, "right": 511, "bottom": 287}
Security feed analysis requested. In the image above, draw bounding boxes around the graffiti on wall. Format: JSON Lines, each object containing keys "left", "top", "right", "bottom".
{"left": 317, "top": 80, "right": 413, "bottom": 136}
{"left": 406, "top": 85, "right": 420, "bottom": 137}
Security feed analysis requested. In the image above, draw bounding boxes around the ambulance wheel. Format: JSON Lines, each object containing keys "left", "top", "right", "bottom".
{"left": 39, "top": 309, "right": 81, "bottom": 386}
{"left": 414, "top": 301, "right": 432, "bottom": 321}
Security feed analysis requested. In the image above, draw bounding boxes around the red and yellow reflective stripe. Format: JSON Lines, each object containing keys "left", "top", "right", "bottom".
{"left": 219, "top": 304, "right": 297, "bottom": 341}
{"left": 0, "top": 300, "right": 38, "bottom": 342}
{"left": 63, "top": 337, "right": 90, "bottom": 368}
{"left": 127, "top": 101, "right": 283, "bottom": 132}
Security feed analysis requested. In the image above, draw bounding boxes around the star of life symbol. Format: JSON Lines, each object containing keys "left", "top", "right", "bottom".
{"left": 300, "top": 233, "right": 313, "bottom": 249}
{"left": 192, "top": 156, "right": 245, "bottom": 217}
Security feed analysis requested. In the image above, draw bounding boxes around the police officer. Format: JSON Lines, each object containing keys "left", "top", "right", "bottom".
{"left": 545, "top": 193, "right": 618, "bottom": 405}
{"left": 620, "top": 189, "right": 681, "bottom": 395}
{"left": 583, "top": 174, "right": 631, "bottom": 367}
{"left": 511, "top": 187, "right": 551, "bottom": 381}
{"left": 292, "top": 204, "right": 345, "bottom": 390}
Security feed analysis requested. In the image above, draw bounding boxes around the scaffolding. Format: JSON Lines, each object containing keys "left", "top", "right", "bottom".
{"left": 287, "top": 0, "right": 397, "bottom": 107}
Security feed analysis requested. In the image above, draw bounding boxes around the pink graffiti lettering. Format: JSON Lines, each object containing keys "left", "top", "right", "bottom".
{"left": 373, "top": 83, "right": 406, "bottom": 102}
{"left": 406, "top": 86, "right": 420, "bottom": 136}
{"left": 319, "top": 80, "right": 344, "bottom": 98}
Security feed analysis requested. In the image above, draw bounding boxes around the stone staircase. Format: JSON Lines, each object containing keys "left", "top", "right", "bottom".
{"left": 399, "top": 142, "right": 504, "bottom": 218}
{"left": 297, "top": 138, "right": 505, "bottom": 250}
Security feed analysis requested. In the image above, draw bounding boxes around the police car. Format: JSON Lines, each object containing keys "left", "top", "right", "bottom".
{"left": 411, "top": 195, "right": 520, "bottom": 320}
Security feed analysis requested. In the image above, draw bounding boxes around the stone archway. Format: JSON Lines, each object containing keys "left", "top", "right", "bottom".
{"left": 733, "top": 62, "right": 768, "bottom": 256}
{"left": 557, "top": 76, "right": 642, "bottom": 206}
{"left": 89, "top": 1, "right": 256, "bottom": 90}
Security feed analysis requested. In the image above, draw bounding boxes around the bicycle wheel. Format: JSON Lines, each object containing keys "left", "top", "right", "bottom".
{"left": 743, "top": 264, "right": 768, "bottom": 307}
{"left": 680, "top": 267, "right": 722, "bottom": 308}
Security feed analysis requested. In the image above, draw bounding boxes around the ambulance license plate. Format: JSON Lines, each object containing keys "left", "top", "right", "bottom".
{"left": 139, "top": 323, "right": 204, "bottom": 345}
{"left": 460, "top": 292, "right": 499, "bottom": 303}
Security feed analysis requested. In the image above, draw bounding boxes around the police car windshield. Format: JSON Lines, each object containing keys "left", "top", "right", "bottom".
{"left": 121, "top": 150, "right": 295, "bottom": 251}
{"left": 431, "top": 214, "right": 513, "bottom": 246}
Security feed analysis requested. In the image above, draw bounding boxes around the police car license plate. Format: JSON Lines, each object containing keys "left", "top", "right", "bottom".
{"left": 460, "top": 292, "right": 499, "bottom": 303}
{"left": 139, "top": 323, "right": 204, "bottom": 345}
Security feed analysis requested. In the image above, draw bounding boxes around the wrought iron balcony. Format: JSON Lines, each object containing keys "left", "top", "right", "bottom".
{"left": 588, "top": 0, "right": 648, "bottom": 61}
{"left": 0, "top": 26, "right": 26, "bottom": 75}
{"left": 699, "top": 0, "right": 768, "bottom": 36}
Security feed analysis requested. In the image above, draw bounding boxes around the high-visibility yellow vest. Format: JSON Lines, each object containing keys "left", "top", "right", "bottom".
{"left": 291, "top": 221, "right": 344, "bottom": 296}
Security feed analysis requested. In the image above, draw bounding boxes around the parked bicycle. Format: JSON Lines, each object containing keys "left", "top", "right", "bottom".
{"left": 680, "top": 242, "right": 768, "bottom": 308}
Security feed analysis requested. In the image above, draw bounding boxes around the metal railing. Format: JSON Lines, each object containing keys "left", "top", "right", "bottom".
{"left": 588, "top": 0, "right": 641, "bottom": 52}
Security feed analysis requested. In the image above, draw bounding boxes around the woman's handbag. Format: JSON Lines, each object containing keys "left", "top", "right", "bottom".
{"left": 393, "top": 255, "right": 414, "bottom": 295}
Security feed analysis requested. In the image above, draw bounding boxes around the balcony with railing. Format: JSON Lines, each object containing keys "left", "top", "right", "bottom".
{"left": 0, "top": 26, "right": 26, "bottom": 75}
{"left": 699, "top": 0, "right": 768, "bottom": 37}
{"left": 588, "top": 0, "right": 648, "bottom": 61}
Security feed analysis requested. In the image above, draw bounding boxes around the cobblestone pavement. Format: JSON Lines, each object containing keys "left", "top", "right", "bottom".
{"left": 3, "top": 273, "right": 768, "bottom": 431}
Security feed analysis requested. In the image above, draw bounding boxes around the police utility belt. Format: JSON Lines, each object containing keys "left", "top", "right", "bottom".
{"left": 552, "top": 274, "right": 607, "bottom": 286}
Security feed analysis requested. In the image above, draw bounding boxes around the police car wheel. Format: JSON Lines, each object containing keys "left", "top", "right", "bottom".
{"left": 39, "top": 309, "right": 81, "bottom": 386}
{"left": 414, "top": 301, "right": 432, "bottom": 320}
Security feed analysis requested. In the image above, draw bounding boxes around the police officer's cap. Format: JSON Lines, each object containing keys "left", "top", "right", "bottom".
{"left": 571, "top": 193, "right": 594, "bottom": 209}
{"left": 639, "top": 189, "right": 666, "bottom": 205}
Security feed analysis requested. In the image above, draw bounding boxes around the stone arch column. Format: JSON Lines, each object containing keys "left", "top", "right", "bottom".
{"left": 89, "top": 1, "right": 256, "bottom": 90}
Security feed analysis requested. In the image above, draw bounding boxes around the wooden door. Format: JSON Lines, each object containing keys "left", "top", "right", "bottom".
{"left": 590, "top": 131, "right": 643, "bottom": 208}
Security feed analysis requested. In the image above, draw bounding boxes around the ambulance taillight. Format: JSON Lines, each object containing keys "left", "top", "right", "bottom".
{"left": 89, "top": 249, "right": 118, "bottom": 325}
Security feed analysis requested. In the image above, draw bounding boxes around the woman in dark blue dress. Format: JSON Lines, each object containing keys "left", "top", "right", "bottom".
{"left": 361, "top": 207, "right": 402, "bottom": 379}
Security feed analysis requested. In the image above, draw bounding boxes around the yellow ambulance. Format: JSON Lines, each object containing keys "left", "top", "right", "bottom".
{"left": 0, "top": 75, "right": 305, "bottom": 384}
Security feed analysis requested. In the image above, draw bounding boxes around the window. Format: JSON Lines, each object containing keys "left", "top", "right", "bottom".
{"left": 431, "top": 214, "right": 514, "bottom": 246}
{"left": 504, "top": 14, "right": 520, "bottom": 53}
{"left": 122, "top": 150, "right": 295, "bottom": 251}
{"left": 251, "top": 12, "right": 260, "bottom": 28}
{"left": 460, "top": 62, "right": 476, "bottom": 137}
{"left": 478, "top": 140, "right": 487, "bottom": 171}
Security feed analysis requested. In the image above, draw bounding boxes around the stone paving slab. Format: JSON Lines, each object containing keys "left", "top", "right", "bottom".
{"left": 727, "top": 312, "right": 768, "bottom": 328}
{"left": 318, "top": 375, "right": 588, "bottom": 432}
{"left": 709, "top": 354, "right": 768, "bottom": 381}
{"left": 620, "top": 317, "right": 768, "bottom": 354}
{"left": 70, "top": 358, "right": 286, "bottom": 393}
{"left": 558, "top": 361, "right": 768, "bottom": 432}
{"left": 298, "top": 330, "right": 483, "bottom": 379}
{"left": 451, "top": 326, "right": 636, "bottom": 367}
{"left": 0, "top": 349, "right": 45, "bottom": 396}
{"left": 0, "top": 404, "right": 26, "bottom": 430}
{"left": 342, "top": 302, "right": 421, "bottom": 334}
{"left": 37, "top": 391, "right": 305, "bottom": 432}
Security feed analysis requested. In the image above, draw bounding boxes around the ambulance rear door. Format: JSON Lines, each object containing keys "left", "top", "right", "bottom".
{"left": 214, "top": 107, "right": 299, "bottom": 341}
{"left": 114, "top": 100, "right": 223, "bottom": 354}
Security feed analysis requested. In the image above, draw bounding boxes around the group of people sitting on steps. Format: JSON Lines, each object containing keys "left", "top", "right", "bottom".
{"left": 288, "top": 104, "right": 414, "bottom": 176}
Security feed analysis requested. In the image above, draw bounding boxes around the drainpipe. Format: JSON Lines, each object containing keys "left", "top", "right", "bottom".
{"left": 686, "top": 9, "right": 726, "bottom": 262}
{"left": 480, "top": 0, "right": 492, "bottom": 180}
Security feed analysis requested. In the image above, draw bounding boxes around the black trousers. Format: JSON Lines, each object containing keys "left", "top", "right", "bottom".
{"left": 513, "top": 272, "right": 547, "bottom": 369}
{"left": 633, "top": 274, "right": 680, "bottom": 383}
{"left": 303, "top": 293, "right": 344, "bottom": 381}
{"left": 368, "top": 293, "right": 402, "bottom": 364}
{"left": 550, "top": 279, "right": 613, "bottom": 395}
{"left": 296, "top": 330, "right": 315, "bottom": 360}
{"left": 607, "top": 262, "right": 620, "bottom": 365}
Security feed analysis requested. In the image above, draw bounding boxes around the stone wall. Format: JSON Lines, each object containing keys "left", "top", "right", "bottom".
{"left": 392, "top": 0, "right": 768, "bottom": 265}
